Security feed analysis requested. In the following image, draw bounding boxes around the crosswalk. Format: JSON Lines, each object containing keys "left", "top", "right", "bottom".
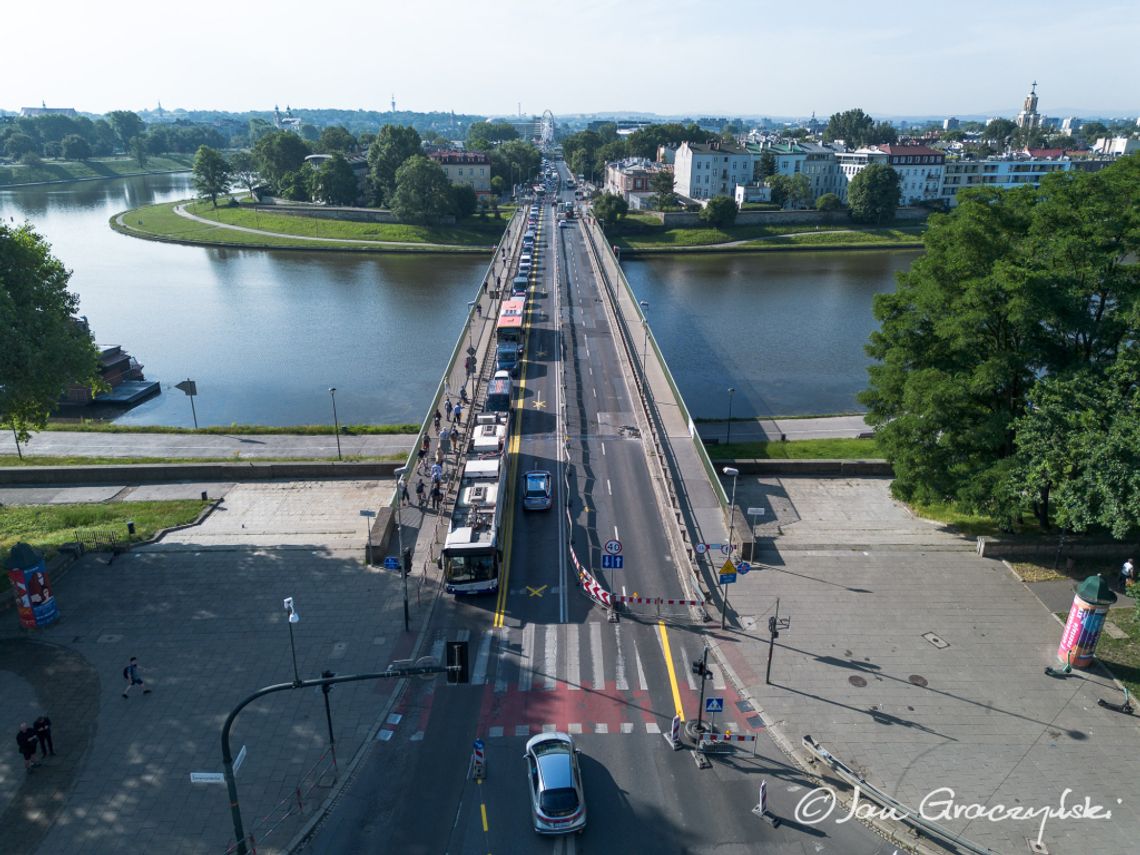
{"left": 379, "top": 621, "right": 760, "bottom": 743}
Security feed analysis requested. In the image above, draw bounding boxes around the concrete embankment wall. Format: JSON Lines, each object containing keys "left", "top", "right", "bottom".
{"left": 0, "top": 461, "right": 400, "bottom": 485}
{"left": 656, "top": 207, "right": 930, "bottom": 228}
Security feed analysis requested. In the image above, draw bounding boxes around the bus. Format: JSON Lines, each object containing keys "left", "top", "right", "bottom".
{"left": 442, "top": 456, "right": 508, "bottom": 594}
{"left": 496, "top": 298, "right": 526, "bottom": 350}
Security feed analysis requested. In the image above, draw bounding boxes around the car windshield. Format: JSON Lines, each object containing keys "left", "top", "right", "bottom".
{"left": 539, "top": 787, "right": 579, "bottom": 817}
{"left": 526, "top": 474, "right": 548, "bottom": 495}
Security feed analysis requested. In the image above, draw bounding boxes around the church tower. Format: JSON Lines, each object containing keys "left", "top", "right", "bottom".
{"left": 1016, "top": 81, "right": 1041, "bottom": 130}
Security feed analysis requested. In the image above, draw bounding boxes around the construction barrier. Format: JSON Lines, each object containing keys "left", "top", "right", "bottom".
{"left": 579, "top": 571, "right": 613, "bottom": 608}
{"left": 752, "top": 779, "right": 779, "bottom": 826}
{"left": 470, "top": 738, "right": 486, "bottom": 781}
{"left": 662, "top": 714, "right": 682, "bottom": 751}
{"left": 616, "top": 595, "right": 702, "bottom": 607}
{"left": 700, "top": 732, "right": 757, "bottom": 744}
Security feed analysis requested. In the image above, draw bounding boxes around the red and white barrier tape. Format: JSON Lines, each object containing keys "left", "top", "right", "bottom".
{"left": 616, "top": 595, "right": 702, "bottom": 606}
{"left": 700, "top": 732, "right": 757, "bottom": 743}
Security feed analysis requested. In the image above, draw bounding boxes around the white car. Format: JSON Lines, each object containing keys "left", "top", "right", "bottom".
{"left": 524, "top": 732, "right": 586, "bottom": 834}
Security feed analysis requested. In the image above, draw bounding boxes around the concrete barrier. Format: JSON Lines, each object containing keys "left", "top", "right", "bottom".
{"left": 711, "top": 459, "right": 894, "bottom": 477}
{"left": 0, "top": 461, "right": 399, "bottom": 486}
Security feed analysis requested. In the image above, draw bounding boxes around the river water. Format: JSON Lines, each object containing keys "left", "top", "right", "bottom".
{"left": 1, "top": 174, "right": 916, "bottom": 425}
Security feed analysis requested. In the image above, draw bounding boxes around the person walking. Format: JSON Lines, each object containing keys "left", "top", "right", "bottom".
{"left": 1122, "top": 557, "right": 1135, "bottom": 589}
{"left": 122, "top": 656, "right": 151, "bottom": 698}
{"left": 433, "top": 410, "right": 442, "bottom": 432}
{"left": 415, "top": 479, "right": 426, "bottom": 507}
{"left": 430, "top": 462, "right": 443, "bottom": 486}
{"left": 444, "top": 398, "right": 453, "bottom": 422}
{"left": 453, "top": 402, "right": 463, "bottom": 425}
{"left": 17, "top": 724, "right": 39, "bottom": 772}
{"left": 430, "top": 483, "right": 442, "bottom": 511}
{"left": 398, "top": 475, "right": 410, "bottom": 507}
{"left": 33, "top": 715, "right": 54, "bottom": 758}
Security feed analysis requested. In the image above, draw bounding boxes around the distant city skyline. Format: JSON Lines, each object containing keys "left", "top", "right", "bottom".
{"left": 7, "top": 0, "right": 1138, "bottom": 119}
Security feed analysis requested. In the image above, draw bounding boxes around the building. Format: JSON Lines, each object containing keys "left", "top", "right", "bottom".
{"left": 428, "top": 150, "right": 492, "bottom": 196}
{"left": 604, "top": 157, "right": 668, "bottom": 205}
{"left": 20, "top": 105, "right": 78, "bottom": 118}
{"left": 748, "top": 141, "right": 844, "bottom": 203}
{"left": 943, "top": 117, "right": 959, "bottom": 131}
{"left": 939, "top": 152, "right": 1073, "bottom": 206}
{"left": 1016, "top": 82, "right": 1043, "bottom": 130}
{"left": 673, "top": 140, "right": 753, "bottom": 201}
{"left": 835, "top": 145, "right": 944, "bottom": 206}
{"left": 1061, "top": 117, "right": 1082, "bottom": 135}
{"left": 1092, "top": 137, "right": 1140, "bottom": 157}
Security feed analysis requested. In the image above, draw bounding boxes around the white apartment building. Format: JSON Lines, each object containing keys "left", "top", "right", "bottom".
{"left": 428, "top": 150, "right": 492, "bottom": 196}
{"left": 673, "top": 141, "right": 753, "bottom": 201}
{"left": 836, "top": 145, "right": 944, "bottom": 206}
{"left": 939, "top": 154, "right": 1074, "bottom": 206}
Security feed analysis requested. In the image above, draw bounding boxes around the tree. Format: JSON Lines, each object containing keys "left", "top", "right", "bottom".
{"left": 252, "top": 131, "right": 310, "bottom": 190}
{"left": 318, "top": 126, "right": 357, "bottom": 154}
{"left": 311, "top": 153, "right": 358, "bottom": 205}
{"left": 490, "top": 175, "right": 505, "bottom": 197}
{"left": 847, "top": 164, "right": 900, "bottom": 224}
{"left": 466, "top": 121, "right": 518, "bottom": 151}
{"left": 869, "top": 121, "right": 898, "bottom": 145}
{"left": 983, "top": 118, "right": 1017, "bottom": 145}
{"left": 1078, "top": 122, "right": 1109, "bottom": 144}
{"left": 0, "top": 224, "right": 102, "bottom": 447}
{"left": 451, "top": 184, "right": 478, "bottom": 219}
{"left": 649, "top": 170, "right": 676, "bottom": 210}
{"left": 4, "top": 133, "right": 38, "bottom": 159}
{"left": 592, "top": 192, "right": 628, "bottom": 226}
{"left": 756, "top": 150, "right": 776, "bottom": 180}
{"left": 190, "top": 146, "right": 232, "bottom": 207}
{"left": 367, "top": 125, "right": 422, "bottom": 206}
{"left": 824, "top": 108, "right": 874, "bottom": 146}
{"left": 132, "top": 136, "right": 148, "bottom": 168}
{"left": 61, "top": 134, "right": 91, "bottom": 161}
{"left": 816, "top": 192, "right": 842, "bottom": 211}
{"left": 768, "top": 174, "right": 811, "bottom": 209}
{"left": 700, "top": 195, "right": 738, "bottom": 228}
{"left": 860, "top": 156, "right": 1140, "bottom": 529}
{"left": 229, "top": 150, "right": 260, "bottom": 194}
{"left": 106, "top": 110, "right": 145, "bottom": 153}
{"left": 390, "top": 155, "right": 453, "bottom": 224}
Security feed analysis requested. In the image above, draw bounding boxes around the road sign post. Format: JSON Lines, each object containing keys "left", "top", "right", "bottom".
{"left": 601, "top": 554, "right": 624, "bottom": 569}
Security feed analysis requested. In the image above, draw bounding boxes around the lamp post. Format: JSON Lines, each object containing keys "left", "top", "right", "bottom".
{"left": 328, "top": 387, "right": 342, "bottom": 461}
{"left": 283, "top": 597, "right": 302, "bottom": 687}
{"left": 395, "top": 465, "right": 410, "bottom": 632}
{"left": 639, "top": 300, "right": 650, "bottom": 370}
{"left": 726, "top": 387, "right": 736, "bottom": 445}
{"left": 722, "top": 466, "right": 739, "bottom": 630}
{"left": 467, "top": 300, "right": 477, "bottom": 354}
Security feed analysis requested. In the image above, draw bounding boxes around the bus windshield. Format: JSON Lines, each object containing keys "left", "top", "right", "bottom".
{"left": 444, "top": 552, "right": 496, "bottom": 585}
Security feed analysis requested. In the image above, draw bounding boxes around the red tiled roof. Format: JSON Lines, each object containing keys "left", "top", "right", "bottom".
{"left": 876, "top": 145, "right": 942, "bottom": 156}
{"left": 429, "top": 150, "right": 490, "bottom": 165}
{"left": 1026, "top": 148, "right": 1066, "bottom": 159}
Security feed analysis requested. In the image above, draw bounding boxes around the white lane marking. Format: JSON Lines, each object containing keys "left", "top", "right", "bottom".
{"left": 711, "top": 663, "right": 727, "bottom": 691}
{"left": 645, "top": 722, "right": 661, "bottom": 734}
{"left": 544, "top": 624, "right": 558, "bottom": 691}
{"left": 614, "top": 624, "right": 628, "bottom": 692}
{"left": 607, "top": 479, "right": 612, "bottom": 495}
{"left": 620, "top": 722, "right": 634, "bottom": 734}
{"left": 601, "top": 442, "right": 606, "bottom": 456}
{"left": 614, "top": 526, "right": 620, "bottom": 542}
{"left": 683, "top": 648, "right": 699, "bottom": 691}
{"left": 430, "top": 637, "right": 445, "bottom": 664}
{"left": 595, "top": 723, "right": 608, "bottom": 734}
{"left": 634, "top": 639, "right": 649, "bottom": 691}
{"left": 472, "top": 630, "right": 493, "bottom": 685}
{"left": 590, "top": 622, "right": 605, "bottom": 691}
{"left": 519, "top": 623, "right": 535, "bottom": 692}
{"left": 566, "top": 624, "right": 580, "bottom": 691}
{"left": 457, "top": 628, "right": 470, "bottom": 643}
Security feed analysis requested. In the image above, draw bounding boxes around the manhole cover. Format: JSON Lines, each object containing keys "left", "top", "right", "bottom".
{"left": 908, "top": 674, "right": 929, "bottom": 687}
{"left": 848, "top": 675, "right": 868, "bottom": 687}
{"left": 922, "top": 632, "right": 950, "bottom": 649}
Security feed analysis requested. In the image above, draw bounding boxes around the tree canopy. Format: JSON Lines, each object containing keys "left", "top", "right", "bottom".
{"left": 0, "top": 224, "right": 102, "bottom": 445}
{"left": 847, "top": 164, "right": 900, "bottom": 224}
{"left": 466, "top": 121, "right": 518, "bottom": 151}
{"left": 191, "top": 145, "right": 232, "bottom": 207}
{"left": 390, "top": 155, "right": 453, "bottom": 224}
{"left": 107, "top": 110, "right": 145, "bottom": 152}
{"left": 311, "top": 153, "right": 358, "bottom": 205}
{"left": 860, "top": 156, "right": 1140, "bottom": 535}
{"left": 824, "top": 108, "right": 896, "bottom": 147}
{"left": 649, "top": 170, "right": 676, "bottom": 210}
{"left": 252, "top": 131, "right": 310, "bottom": 191}
{"left": 700, "top": 195, "right": 738, "bottom": 228}
{"left": 367, "top": 125, "right": 422, "bottom": 206}
{"left": 592, "top": 192, "right": 628, "bottom": 225}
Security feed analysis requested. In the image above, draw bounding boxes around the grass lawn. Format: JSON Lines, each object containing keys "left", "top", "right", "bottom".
{"left": 43, "top": 421, "right": 419, "bottom": 436}
{"left": 610, "top": 219, "right": 925, "bottom": 250}
{"left": 1087, "top": 599, "right": 1140, "bottom": 700}
{"left": 1, "top": 500, "right": 210, "bottom": 559}
{"left": 707, "top": 437, "right": 880, "bottom": 459}
{"left": 0, "top": 155, "right": 193, "bottom": 186}
{"left": 114, "top": 198, "right": 508, "bottom": 251}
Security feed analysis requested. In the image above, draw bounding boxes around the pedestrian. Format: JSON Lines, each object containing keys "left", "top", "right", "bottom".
{"left": 398, "top": 475, "right": 410, "bottom": 506}
{"left": 417, "top": 444, "right": 427, "bottom": 470}
{"left": 435, "top": 447, "right": 443, "bottom": 467}
{"left": 433, "top": 411, "right": 442, "bottom": 432}
{"left": 16, "top": 723, "right": 39, "bottom": 772}
{"left": 430, "top": 462, "right": 443, "bottom": 485}
{"left": 460, "top": 385, "right": 470, "bottom": 405}
{"left": 430, "top": 483, "right": 442, "bottom": 511}
{"left": 440, "top": 427, "right": 451, "bottom": 455}
{"left": 476, "top": 303, "right": 482, "bottom": 318}
{"left": 122, "top": 656, "right": 151, "bottom": 698}
{"left": 483, "top": 279, "right": 489, "bottom": 294}
{"left": 1122, "top": 557, "right": 1135, "bottom": 589}
{"left": 33, "top": 715, "right": 54, "bottom": 758}
{"left": 445, "top": 398, "right": 453, "bottom": 421}
{"left": 415, "top": 479, "right": 426, "bottom": 507}
{"left": 453, "top": 402, "right": 463, "bottom": 425}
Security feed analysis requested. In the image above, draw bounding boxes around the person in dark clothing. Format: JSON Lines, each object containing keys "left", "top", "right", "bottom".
{"left": 33, "top": 715, "right": 54, "bottom": 757}
{"left": 17, "top": 723, "right": 38, "bottom": 771}
{"left": 415, "top": 479, "right": 426, "bottom": 507}
{"left": 122, "top": 656, "right": 152, "bottom": 698}
{"left": 430, "top": 483, "right": 443, "bottom": 511}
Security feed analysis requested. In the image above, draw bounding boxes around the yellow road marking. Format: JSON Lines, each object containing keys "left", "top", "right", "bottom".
{"left": 527, "top": 584, "right": 548, "bottom": 598}
{"left": 658, "top": 621, "right": 686, "bottom": 722}
{"left": 480, "top": 800, "right": 489, "bottom": 832}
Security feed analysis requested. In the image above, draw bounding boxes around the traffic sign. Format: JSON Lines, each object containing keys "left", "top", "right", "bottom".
{"left": 720, "top": 573, "right": 737, "bottom": 584}
{"left": 601, "top": 554, "right": 624, "bottom": 569}
{"left": 604, "top": 539, "right": 623, "bottom": 556}
{"left": 737, "top": 561, "right": 751, "bottom": 575}
{"left": 695, "top": 543, "right": 708, "bottom": 555}
{"left": 747, "top": 507, "right": 766, "bottom": 516}
{"left": 720, "top": 544, "right": 733, "bottom": 556}
{"left": 720, "top": 559, "right": 736, "bottom": 576}
{"left": 383, "top": 556, "right": 401, "bottom": 570}
{"left": 705, "top": 697, "right": 724, "bottom": 714}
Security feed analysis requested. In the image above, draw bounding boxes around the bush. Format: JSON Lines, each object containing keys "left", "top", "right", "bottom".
{"left": 700, "top": 195, "right": 738, "bottom": 228}
{"left": 816, "top": 192, "right": 842, "bottom": 211}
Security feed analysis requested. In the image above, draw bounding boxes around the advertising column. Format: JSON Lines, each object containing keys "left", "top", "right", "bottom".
{"left": 1057, "top": 575, "right": 1117, "bottom": 668}
{"left": 5, "top": 542, "right": 60, "bottom": 629}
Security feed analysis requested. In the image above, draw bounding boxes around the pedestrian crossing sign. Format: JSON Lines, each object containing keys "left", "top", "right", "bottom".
{"left": 720, "top": 559, "right": 736, "bottom": 576}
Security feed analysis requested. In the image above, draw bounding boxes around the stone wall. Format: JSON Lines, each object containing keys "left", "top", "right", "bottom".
{"left": 655, "top": 207, "right": 929, "bottom": 228}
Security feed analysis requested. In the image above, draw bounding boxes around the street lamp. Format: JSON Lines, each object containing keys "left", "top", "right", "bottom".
{"left": 726, "top": 387, "right": 736, "bottom": 445}
{"left": 283, "top": 597, "right": 302, "bottom": 687}
{"left": 721, "top": 466, "right": 739, "bottom": 630}
{"left": 328, "top": 387, "right": 342, "bottom": 461}
{"left": 395, "top": 466, "right": 410, "bottom": 632}
{"left": 467, "top": 300, "right": 477, "bottom": 354}
{"left": 639, "top": 300, "right": 650, "bottom": 370}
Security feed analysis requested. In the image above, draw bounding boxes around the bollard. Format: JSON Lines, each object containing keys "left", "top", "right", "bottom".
{"left": 201, "top": 491, "right": 208, "bottom": 501}
{"left": 752, "top": 779, "right": 780, "bottom": 826}
{"left": 662, "top": 714, "right": 683, "bottom": 751}
{"left": 470, "top": 738, "right": 486, "bottom": 781}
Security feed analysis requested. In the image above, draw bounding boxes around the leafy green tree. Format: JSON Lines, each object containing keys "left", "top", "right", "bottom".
{"left": 983, "top": 118, "right": 1017, "bottom": 144}
{"left": 390, "top": 155, "right": 453, "bottom": 223}
{"left": 649, "top": 170, "right": 676, "bottom": 210}
{"left": 229, "top": 150, "right": 260, "bottom": 194}
{"left": 191, "top": 145, "right": 232, "bottom": 207}
{"left": 0, "top": 224, "right": 102, "bottom": 448}
{"left": 592, "top": 192, "right": 628, "bottom": 225}
{"left": 816, "top": 192, "right": 842, "bottom": 211}
{"left": 451, "top": 184, "right": 478, "bottom": 219}
{"left": 490, "top": 175, "right": 505, "bottom": 197}
{"left": 700, "top": 195, "right": 738, "bottom": 228}
{"left": 756, "top": 150, "right": 776, "bottom": 180}
{"left": 248, "top": 118, "right": 273, "bottom": 144}
{"left": 768, "top": 174, "right": 811, "bottom": 209}
{"left": 466, "top": 121, "right": 518, "bottom": 151}
{"left": 824, "top": 108, "right": 874, "bottom": 146}
{"left": 299, "top": 124, "right": 320, "bottom": 143}
{"left": 869, "top": 121, "right": 898, "bottom": 145}
{"left": 277, "top": 168, "right": 313, "bottom": 202}
{"left": 1078, "top": 121, "right": 1108, "bottom": 144}
{"left": 132, "top": 136, "right": 148, "bottom": 168}
{"left": 318, "top": 126, "right": 357, "bottom": 153}
{"left": 107, "top": 110, "right": 145, "bottom": 152}
{"left": 367, "top": 125, "right": 422, "bottom": 206}
{"left": 252, "top": 131, "right": 310, "bottom": 190}
{"left": 4, "top": 133, "right": 38, "bottom": 159}
{"left": 847, "top": 164, "right": 899, "bottom": 224}
{"left": 311, "top": 153, "right": 358, "bottom": 205}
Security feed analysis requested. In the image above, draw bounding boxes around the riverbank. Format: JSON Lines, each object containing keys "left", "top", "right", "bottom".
{"left": 111, "top": 197, "right": 509, "bottom": 253}
{"left": 0, "top": 155, "right": 193, "bottom": 187}
{"left": 607, "top": 214, "right": 925, "bottom": 254}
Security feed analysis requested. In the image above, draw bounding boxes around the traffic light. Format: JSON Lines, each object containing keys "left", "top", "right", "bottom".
{"left": 447, "top": 641, "right": 469, "bottom": 684}
{"left": 692, "top": 660, "right": 711, "bottom": 679}
{"left": 768, "top": 616, "right": 778, "bottom": 637}
{"left": 321, "top": 670, "right": 335, "bottom": 696}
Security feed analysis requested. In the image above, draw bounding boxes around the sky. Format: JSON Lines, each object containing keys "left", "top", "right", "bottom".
{"left": 6, "top": 0, "right": 1138, "bottom": 120}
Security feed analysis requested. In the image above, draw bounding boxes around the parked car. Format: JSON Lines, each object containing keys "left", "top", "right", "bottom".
{"left": 524, "top": 732, "right": 586, "bottom": 834}
{"left": 523, "top": 470, "right": 553, "bottom": 510}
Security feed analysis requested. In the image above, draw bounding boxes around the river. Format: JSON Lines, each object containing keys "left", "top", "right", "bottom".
{"left": 1, "top": 174, "right": 917, "bottom": 425}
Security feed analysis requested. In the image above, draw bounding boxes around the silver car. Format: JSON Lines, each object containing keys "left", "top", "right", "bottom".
{"left": 524, "top": 732, "right": 586, "bottom": 834}
{"left": 523, "top": 470, "right": 553, "bottom": 511}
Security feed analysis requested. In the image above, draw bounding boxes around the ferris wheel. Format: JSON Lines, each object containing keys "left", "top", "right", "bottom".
{"left": 540, "top": 109, "right": 555, "bottom": 147}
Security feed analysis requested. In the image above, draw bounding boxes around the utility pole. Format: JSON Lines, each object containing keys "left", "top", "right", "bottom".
{"left": 692, "top": 647, "right": 712, "bottom": 733}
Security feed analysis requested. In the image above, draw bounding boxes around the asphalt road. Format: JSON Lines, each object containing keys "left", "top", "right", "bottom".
{"left": 296, "top": 163, "right": 894, "bottom": 854}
